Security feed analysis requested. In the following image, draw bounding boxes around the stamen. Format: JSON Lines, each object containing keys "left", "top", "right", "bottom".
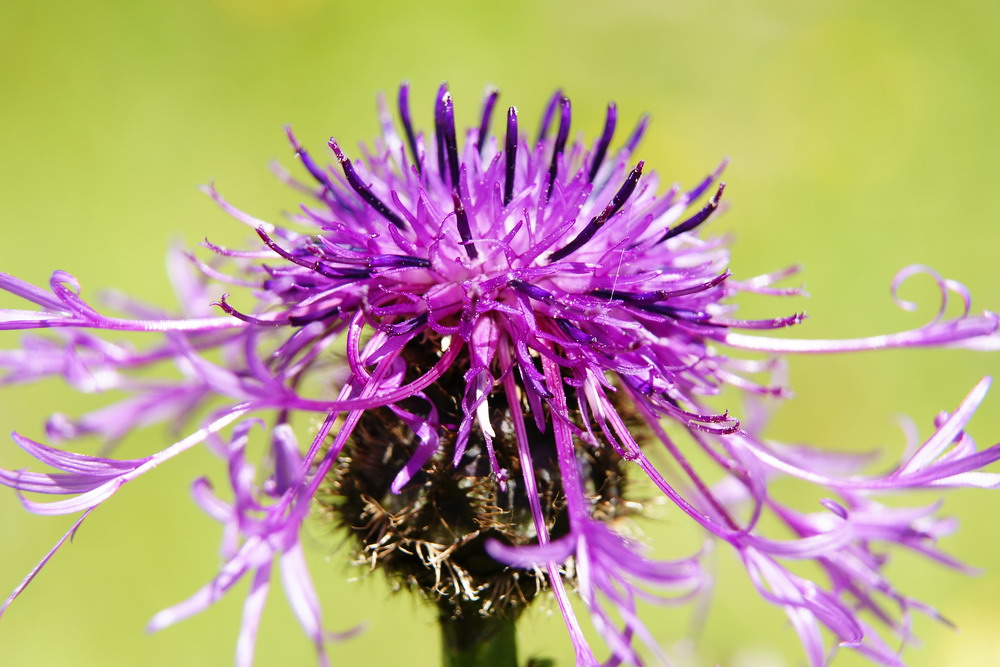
{"left": 476, "top": 87, "right": 499, "bottom": 156}
{"left": 284, "top": 127, "right": 334, "bottom": 191}
{"left": 536, "top": 89, "right": 563, "bottom": 143}
{"left": 287, "top": 304, "right": 345, "bottom": 327}
{"left": 509, "top": 279, "right": 554, "bottom": 303}
{"left": 592, "top": 270, "right": 730, "bottom": 303}
{"left": 321, "top": 247, "right": 431, "bottom": 269}
{"left": 397, "top": 82, "right": 421, "bottom": 175}
{"left": 641, "top": 305, "right": 713, "bottom": 322}
{"left": 503, "top": 106, "right": 518, "bottom": 206}
{"left": 549, "top": 161, "right": 644, "bottom": 262}
{"left": 285, "top": 127, "right": 359, "bottom": 212}
{"left": 255, "top": 227, "right": 316, "bottom": 265}
{"left": 587, "top": 102, "right": 617, "bottom": 182}
{"left": 433, "top": 83, "right": 449, "bottom": 184}
{"left": 623, "top": 113, "right": 650, "bottom": 156}
{"left": 367, "top": 255, "right": 431, "bottom": 269}
{"left": 441, "top": 93, "right": 461, "bottom": 191}
{"left": 328, "top": 140, "right": 408, "bottom": 230}
{"left": 656, "top": 183, "right": 725, "bottom": 244}
{"left": 257, "top": 227, "right": 372, "bottom": 280}
{"left": 556, "top": 318, "right": 596, "bottom": 344}
{"left": 380, "top": 312, "right": 429, "bottom": 336}
{"left": 545, "top": 97, "right": 571, "bottom": 200}
{"left": 452, "top": 190, "right": 478, "bottom": 260}
{"left": 685, "top": 158, "right": 729, "bottom": 203}
{"left": 213, "top": 294, "right": 285, "bottom": 327}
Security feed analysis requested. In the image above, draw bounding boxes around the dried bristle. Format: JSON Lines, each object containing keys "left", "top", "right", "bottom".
{"left": 317, "top": 336, "right": 634, "bottom": 621}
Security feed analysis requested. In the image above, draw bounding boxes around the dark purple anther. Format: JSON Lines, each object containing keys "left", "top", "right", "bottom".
{"left": 452, "top": 190, "right": 478, "bottom": 260}
{"left": 383, "top": 312, "right": 429, "bottom": 336}
{"left": 588, "top": 102, "right": 617, "bottom": 183}
{"left": 821, "top": 499, "right": 849, "bottom": 519}
{"left": 434, "top": 83, "right": 449, "bottom": 184}
{"left": 545, "top": 97, "right": 572, "bottom": 200}
{"left": 509, "top": 279, "right": 554, "bottom": 303}
{"left": 642, "top": 306, "right": 712, "bottom": 323}
{"left": 287, "top": 304, "right": 344, "bottom": 327}
{"left": 476, "top": 87, "right": 499, "bottom": 156}
{"left": 549, "top": 161, "right": 644, "bottom": 262}
{"left": 328, "top": 140, "right": 408, "bottom": 230}
{"left": 685, "top": 158, "right": 730, "bottom": 203}
{"left": 656, "top": 183, "right": 725, "bottom": 244}
{"left": 592, "top": 270, "right": 731, "bottom": 303}
{"left": 556, "top": 318, "right": 596, "bottom": 344}
{"left": 623, "top": 113, "right": 650, "bottom": 156}
{"left": 293, "top": 148, "right": 332, "bottom": 191}
{"left": 503, "top": 106, "right": 518, "bottom": 206}
{"left": 368, "top": 254, "right": 431, "bottom": 269}
{"left": 285, "top": 127, "right": 336, "bottom": 190}
{"left": 536, "top": 89, "right": 563, "bottom": 144}
{"left": 214, "top": 294, "right": 284, "bottom": 327}
{"left": 442, "top": 93, "right": 461, "bottom": 192}
{"left": 256, "top": 226, "right": 372, "bottom": 280}
{"left": 397, "top": 83, "right": 421, "bottom": 175}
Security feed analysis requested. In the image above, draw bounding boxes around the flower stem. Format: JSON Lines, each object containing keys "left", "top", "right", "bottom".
{"left": 440, "top": 613, "right": 518, "bottom": 667}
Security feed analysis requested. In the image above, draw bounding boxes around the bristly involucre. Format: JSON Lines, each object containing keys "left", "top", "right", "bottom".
{"left": 1, "top": 83, "right": 999, "bottom": 666}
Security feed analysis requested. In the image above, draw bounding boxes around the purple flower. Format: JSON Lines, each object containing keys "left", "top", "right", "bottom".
{"left": 1, "top": 84, "right": 999, "bottom": 666}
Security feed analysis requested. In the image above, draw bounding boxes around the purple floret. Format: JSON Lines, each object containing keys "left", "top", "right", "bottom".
{"left": 1, "top": 84, "right": 999, "bottom": 666}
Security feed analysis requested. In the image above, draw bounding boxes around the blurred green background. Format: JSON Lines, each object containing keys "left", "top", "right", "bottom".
{"left": 1, "top": 0, "right": 998, "bottom": 665}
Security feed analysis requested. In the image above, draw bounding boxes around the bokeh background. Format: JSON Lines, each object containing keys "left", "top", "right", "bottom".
{"left": 1, "top": 1, "right": 998, "bottom": 665}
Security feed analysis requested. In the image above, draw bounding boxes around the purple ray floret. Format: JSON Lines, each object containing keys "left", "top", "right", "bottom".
{"left": 1, "top": 84, "right": 999, "bottom": 667}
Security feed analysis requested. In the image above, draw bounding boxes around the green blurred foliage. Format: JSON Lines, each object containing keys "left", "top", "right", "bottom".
{"left": 0, "top": 0, "right": 998, "bottom": 665}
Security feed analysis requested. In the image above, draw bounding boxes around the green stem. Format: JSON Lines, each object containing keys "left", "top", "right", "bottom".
{"left": 440, "top": 613, "right": 518, "bottom": 667}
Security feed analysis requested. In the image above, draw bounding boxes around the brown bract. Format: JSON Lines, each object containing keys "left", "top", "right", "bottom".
{"left": 317, "top": 339, "right": 633, "bottom": 623}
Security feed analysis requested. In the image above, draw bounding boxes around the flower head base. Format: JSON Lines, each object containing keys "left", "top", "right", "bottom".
{"left": 1, "top": 84, "right": 999, "bottom": 666}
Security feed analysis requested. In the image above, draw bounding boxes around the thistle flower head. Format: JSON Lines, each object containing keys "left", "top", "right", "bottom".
{"left": 1, "top": 84, "right": 999, "bottom": 666}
